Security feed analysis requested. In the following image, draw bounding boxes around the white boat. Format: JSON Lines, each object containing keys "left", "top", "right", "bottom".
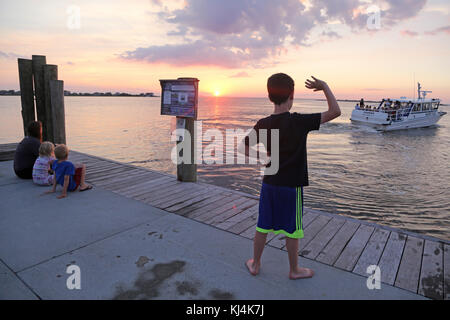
{"left": 350, "top": 83, "right": 447, "bottom": 131}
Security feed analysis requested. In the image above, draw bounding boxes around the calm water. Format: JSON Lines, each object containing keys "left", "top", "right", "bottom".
{"left": 1, "top": 96, "right": 449, "bottom": 240}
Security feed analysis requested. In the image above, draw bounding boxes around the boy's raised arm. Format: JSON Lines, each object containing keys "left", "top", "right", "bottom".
{"left": 305, "top": 76, "right": 341, "bottom": 124}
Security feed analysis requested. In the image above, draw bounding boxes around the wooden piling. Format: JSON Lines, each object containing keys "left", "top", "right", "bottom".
{"left": 43, "top": 65, "right": 58, "bottom": 142}
{"left": 32, "top": 55, "right": 47, "bottom": 139}
{"left": 17, "top": 58, "right": 35, "bottom": 136}
{"left": 49, "top": 80, "right": 66, "bottom": 145}
{"left": 177, "top": 117, "right": 197, "bottom": 182}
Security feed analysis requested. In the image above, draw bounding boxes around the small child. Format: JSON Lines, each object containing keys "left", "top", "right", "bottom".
{"left": 48, "top": 144, "right": 92, "bottom": 199}
{"left": 32, "top": 141, "right": 56, "bottom": 186}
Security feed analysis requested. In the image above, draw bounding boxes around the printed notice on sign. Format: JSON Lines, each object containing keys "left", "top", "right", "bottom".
{"left": 163, "top": 90, "right": 172, "bottom": 105}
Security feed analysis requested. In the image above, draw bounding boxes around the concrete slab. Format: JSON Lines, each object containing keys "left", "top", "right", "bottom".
{"left": 0, "top": 260, "right": 38, "bottom": 300}
{"left": 0, "top": 161, "right": 168, "bottom": 272}
{"left": 0, "top": 160, "right": 426, "bottom": 300}
{"left": 0, "top": 161, "right": 29, "bottom": 187}
{"left": 17, "top": 213, "right": 425, "bottom": 300}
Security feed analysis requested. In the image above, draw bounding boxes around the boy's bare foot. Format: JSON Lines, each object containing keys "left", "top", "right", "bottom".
{"left": 245, "top": 259, "right": 260, "bottom": 276}
{"left": 289, "top": 267, "right": 314, "bottom": 280}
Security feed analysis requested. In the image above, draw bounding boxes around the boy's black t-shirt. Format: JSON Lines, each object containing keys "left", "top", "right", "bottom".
{"left": 245, "top": 112, "right": 321, "bottom": 187}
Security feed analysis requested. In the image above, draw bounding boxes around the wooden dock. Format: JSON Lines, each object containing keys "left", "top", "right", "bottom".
{"left": 1, "top": 144, "right": 449, "bottom": 300}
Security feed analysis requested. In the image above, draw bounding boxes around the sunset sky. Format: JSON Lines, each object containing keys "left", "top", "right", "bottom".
{"left": 1, "top": 0, "right": 449, "bottom": 101}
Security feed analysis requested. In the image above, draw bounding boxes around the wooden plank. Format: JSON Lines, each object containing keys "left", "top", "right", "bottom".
{"left": 300, "top": 217, "right": 346, "bottom": 259}
{"left": 155, "top": 186, "right": 211, "bottom": 209}
{"left": 418, "top": 240, "right": 444, "bottom": 300}
{"left": 165, "top": 189, "right": 224, "bottom": 212}
{"left": 239, "top": 224, "right": 257, "bottom": 240}
{"left": 160, "top": 185, "right": 226, "bottom": 210}
{"left": 115, "top": 178, "right": 176, "bottom": 199}
{"left": 86, "top": 167, "right": 133, "bottom": 180}
{"left": 377, "top": 232, "right": 407, "bottom": 285}
{"left": 227, "top": 211, "right": 259, "bottom": 234}
{"left": 194, "top": 194, "right": 247, "bottom": 223}
{"left": 139, "top": 181, "right": 193, "bottom": 203}
{"left": 95, "top": 170, "right": 160, "bottom": 188}
{"left": 334, "top": 224, "right": 374, "bottom": 271}
{"left": 302, "top": 211, "right": 319, "bottom": 228}
{"left": 394, "top": 236, "right": 424, "bottom": 293}
{"left": 0, "top": 149, "right": 16, "bottom": 161}
{"left": 298, "top": 215, "right": 332, "bottom": 251}
{"left": 444, "top": 244, "right": 450, "bottom": 300}
{"left": 112, "top": 176, "right": 173, "bottom": 196}
{"left": 215, "top": 204, "right": 259, "bottom": 230}
{"left": 119, "top": 177, "right": 175, "bottom": 196}
{"left": 353, "top": 228, "right": 390, "bottom": 276}
{"left": 88, "top": 169, "right": 148, "bottom": 185}
{"left": 176, "top": 193, "right": 232, "bottom": 216}
{"left": 203, "top": 197, "right": 258, "bottom": 225}
{"left": 149, "top": 183, "right": 206, "bottom": 207}
{"left": 185, "top": 194, "right": 241, "bottom": 219}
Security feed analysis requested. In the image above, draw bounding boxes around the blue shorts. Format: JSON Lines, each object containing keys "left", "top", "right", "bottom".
{"left": 256, "top": 183, "right": 304, "bottom": 239}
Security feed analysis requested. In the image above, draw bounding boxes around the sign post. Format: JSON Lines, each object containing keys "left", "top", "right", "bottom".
{"left": 160, "top": 78, "right": 199, "bottom": 182}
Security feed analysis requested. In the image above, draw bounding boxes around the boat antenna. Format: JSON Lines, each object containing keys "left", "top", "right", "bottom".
{"left": 418, "top": 82, "right": 421, "bottom": 100}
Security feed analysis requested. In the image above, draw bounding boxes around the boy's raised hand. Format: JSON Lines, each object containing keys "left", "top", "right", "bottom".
{"left": 305, "top": 76, "right": 327, "bottom": 92}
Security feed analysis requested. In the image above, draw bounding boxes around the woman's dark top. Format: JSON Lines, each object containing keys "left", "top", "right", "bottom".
{"left": 13, "top": 136, "right": 41, "bottom": 179}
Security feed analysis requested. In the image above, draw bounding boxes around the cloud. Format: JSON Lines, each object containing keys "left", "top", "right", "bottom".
{"left": 400, "top": 30, "right": 419, "bottom": 37}
{"left": 0, "top": 51, "right": 24, "bottom": 60}
{"left": 425, "top": 25, "right": 450, "bottom": 35}
{"left": 229, "top": 71, "right": 250, "bottom": 78}
{"left": 121, "top": 0, "right": 429, "bottom": 68}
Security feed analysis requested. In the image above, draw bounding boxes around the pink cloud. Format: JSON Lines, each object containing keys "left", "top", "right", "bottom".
{"left": 229, "top": 71, "right": 250, "bottom": 78}
{"left": 425, "top": 25, "right": 450, "bottom": 36}
{"left": 401, "top": 30, "right": 419, "bottom": 37}
{"left": 121, "top": 0, "right": 428, "bottom": 68}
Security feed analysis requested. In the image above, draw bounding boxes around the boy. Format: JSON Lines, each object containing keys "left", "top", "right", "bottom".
{"left": 48, "top": 144, "right": 92, "bottom": 199}
{"left": 242, "top": 74, "right": 341, "bottom": 279}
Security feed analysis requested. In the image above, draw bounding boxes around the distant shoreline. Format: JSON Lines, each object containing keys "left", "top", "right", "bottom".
{"left": 0, "top": 90, "right": 158, "bottom": 98}
{"left": 0, "top": 92, "right": 447, "bottom": 106}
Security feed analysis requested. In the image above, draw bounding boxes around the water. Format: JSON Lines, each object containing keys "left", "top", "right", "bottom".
{"left": 1, "top": 96, "right": 449, "bottom": 240}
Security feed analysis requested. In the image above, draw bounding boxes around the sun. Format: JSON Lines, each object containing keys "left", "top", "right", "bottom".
{"left": 214, "top": 90, "right": 221, "bottom": 97}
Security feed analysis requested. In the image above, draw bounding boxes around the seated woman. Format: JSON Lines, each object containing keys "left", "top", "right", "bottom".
{"left": 13, "top": 121, "right": 42, "bottom": 179}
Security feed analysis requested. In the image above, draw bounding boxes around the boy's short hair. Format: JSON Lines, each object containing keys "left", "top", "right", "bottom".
{"left": 39, "top": 141, "right": 54, "bottom": 157}
{"left": 267, "top": 73, "right": 295, "bottom": 105}
{"left": 54, "top": 144, "right": 69, "bottom": 160}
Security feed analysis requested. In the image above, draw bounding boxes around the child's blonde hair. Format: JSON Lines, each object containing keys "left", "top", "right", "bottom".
{"left": 54, "top": 144, "right": 69, "bottom": 160}
{"left": 39, "top": 141, "right": 54, "bottom": 157}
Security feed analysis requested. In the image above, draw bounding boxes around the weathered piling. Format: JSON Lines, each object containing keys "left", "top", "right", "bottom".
{"left": 176, "top": 117, "right": 197, "bottom": 182}
{"left": 43, "top": 65, "right": 58, "bottom": 142}
{"left": 49, "top": 80, "right": 66, "bottom": 145}
{"left": 32, "top": 55, "right": 47, "bottom": 139}
{"left": 17, "top": 58, "right": 35, "bottom": 136}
